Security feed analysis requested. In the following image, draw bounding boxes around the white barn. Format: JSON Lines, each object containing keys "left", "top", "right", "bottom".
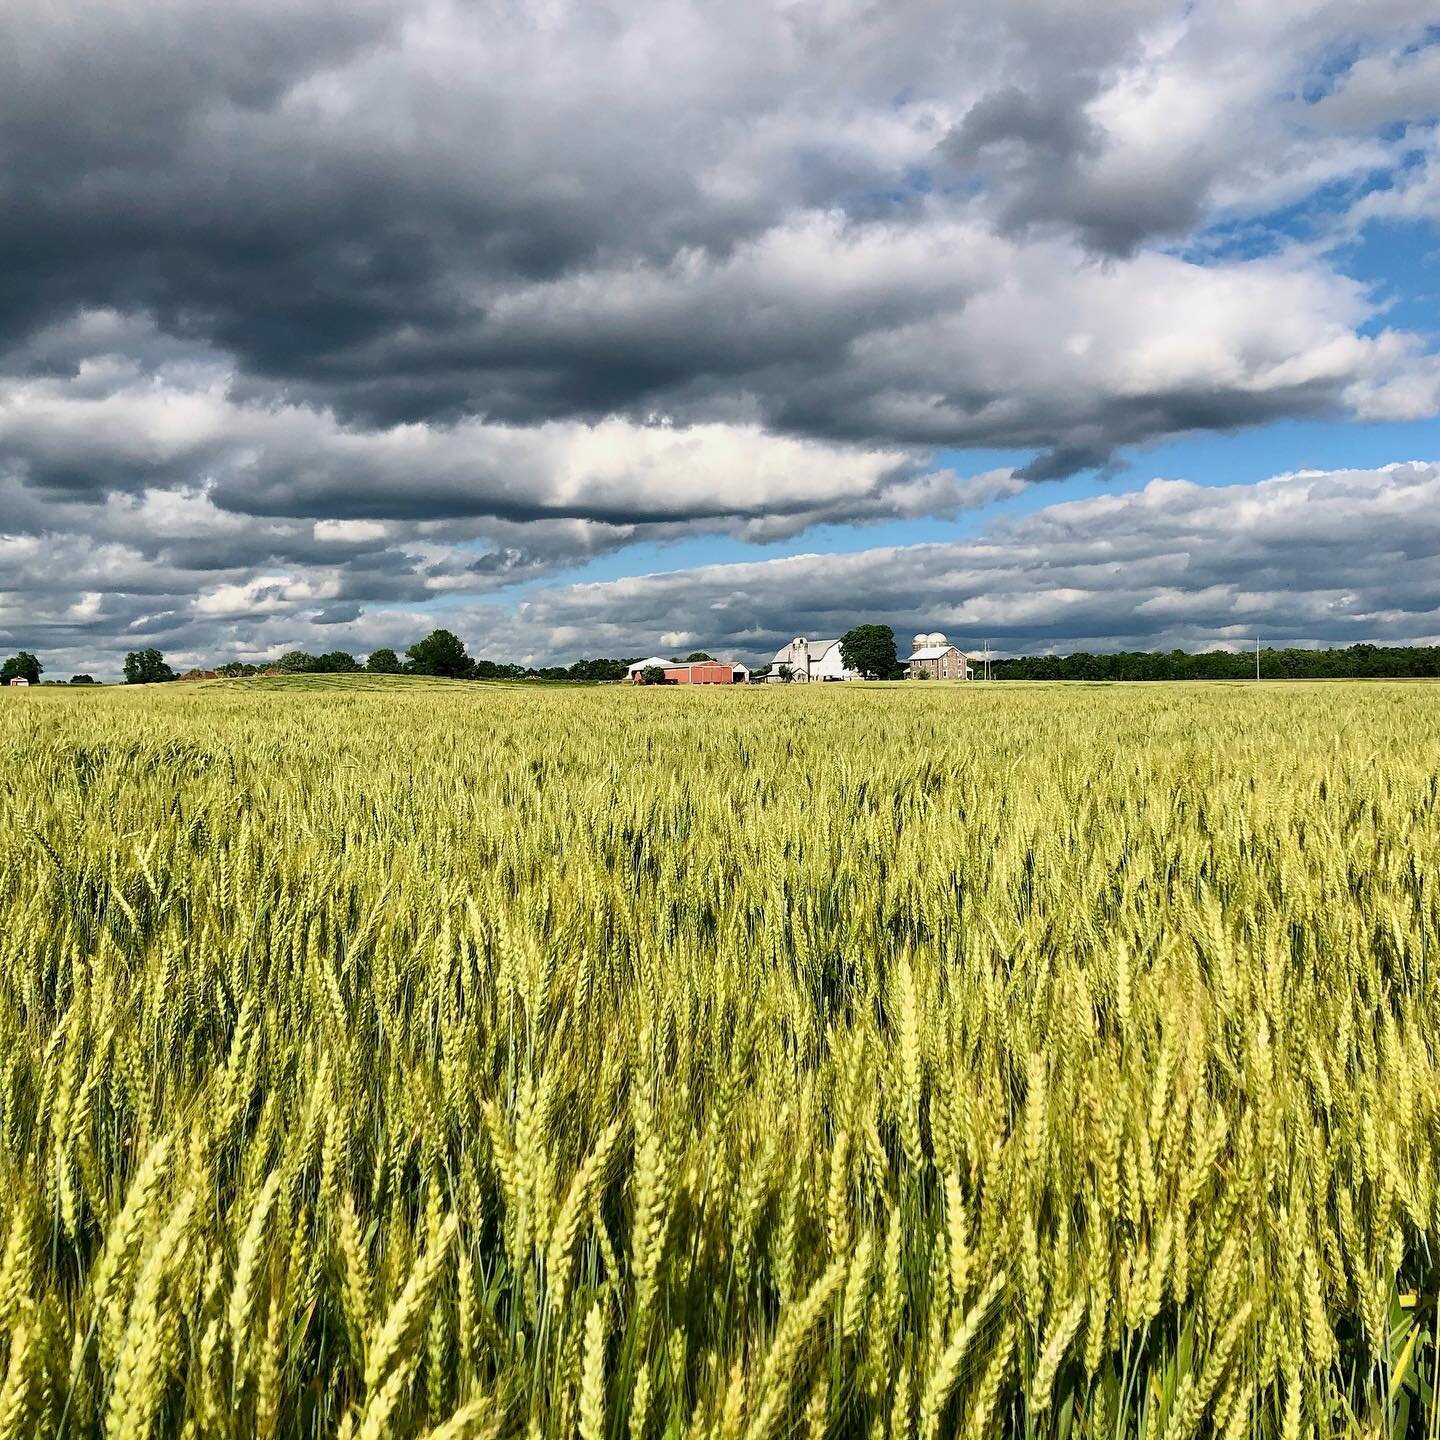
{"left": 767, "top": 637, "right": 860, "bottom": 682}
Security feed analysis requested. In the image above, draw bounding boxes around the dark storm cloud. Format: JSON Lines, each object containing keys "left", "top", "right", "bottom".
{"left": 1013, "top": 446, "right": 1115, "bottom": 483}
{"left": 0, "top": 0, "right": 1435, "bottom": 440}
{"left": 942, "top": 82, "right": 1173, "bottom": 257}
{"left": 944, "top": 81, "right": 1214, "bottom": 257}
{"left": 0, "top": 2, "right": 401, "bottom": 343}
{"left": 957, "top": 86, "right": 1101, "bottom": 160}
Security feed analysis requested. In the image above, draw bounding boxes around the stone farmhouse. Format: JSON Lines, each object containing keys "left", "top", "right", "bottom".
{"left": 905, "top": 633, "right": 971, "bottom": 680}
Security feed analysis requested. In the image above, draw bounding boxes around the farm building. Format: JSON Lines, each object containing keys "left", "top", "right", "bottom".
{"left": 626, "top": 657, "right": 678, "bottom": 680}
{"left": 665, "top": 661, "right": 741, "bottom": 685}
{"left": 626, "top": 658, "right": 746, "bottom": 684}
{"left": 906, "top": 633, "right": 971, "bottom": 680}
{"left": 767, "top": 637, "right": 859, "bottom": 682}
{"left": 7, "top": 677, "right": 29, "bottom": 687}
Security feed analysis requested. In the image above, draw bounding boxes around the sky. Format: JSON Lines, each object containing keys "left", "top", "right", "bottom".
{"left": 1, "top": 1, "right": 1438, "bottom": 677}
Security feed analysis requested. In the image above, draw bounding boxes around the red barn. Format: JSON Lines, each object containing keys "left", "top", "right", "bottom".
{"left": 664, "top": 661, "right": 736, "bottom": 685}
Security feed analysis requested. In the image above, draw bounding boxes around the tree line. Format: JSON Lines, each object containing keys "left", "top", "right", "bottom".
{"left": 176, "top": 634, "right": 718, "bottom": 684}
{"left": 988, "top": 643, "right": 1440, "bottom": 681}
{"left": 2, "top": 633, "right": 666, "bottom": 685}
{"left": 9, "top": 635, "right": 1440, "bottom": 688}
{"left": 260, "top": 632, "right": 676, "bottom": 682}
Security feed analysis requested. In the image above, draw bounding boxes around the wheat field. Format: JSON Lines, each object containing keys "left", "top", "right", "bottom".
{"left": 0, "top": 676, "right": 1437, "bottom": 1439}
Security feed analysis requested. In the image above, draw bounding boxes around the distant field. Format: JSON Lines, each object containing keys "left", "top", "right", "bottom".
{"left": 2, "top": 680, "right": 1438, "bottom": 1439}
{"left": 198, "top": 671, "right": 477, "bottom": 691}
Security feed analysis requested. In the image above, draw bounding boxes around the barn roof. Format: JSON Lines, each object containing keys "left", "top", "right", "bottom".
{"left": 771, "top": 638, "right": 841, "bottom": 664}
{"left": 907, "top": 645, "right": 958, "bottom": 660}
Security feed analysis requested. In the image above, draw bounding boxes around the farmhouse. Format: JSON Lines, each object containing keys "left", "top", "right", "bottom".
{"left": 906, "top": 633, "right": 971, "bottom": 680}
{"left": 767, "top": 637, "right": 859, "bottom": 682}
{"left": 7, "top": 677, "right": 29, "bottom": 687}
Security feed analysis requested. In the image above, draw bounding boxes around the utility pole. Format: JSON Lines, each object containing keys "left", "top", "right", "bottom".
{"left": 1256, "top": 636, "right": 1260, "bottom": 681}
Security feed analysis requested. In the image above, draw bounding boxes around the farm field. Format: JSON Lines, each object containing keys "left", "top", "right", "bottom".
{"left": 1, "top": 678, "right": 1438, "bottom": 1439}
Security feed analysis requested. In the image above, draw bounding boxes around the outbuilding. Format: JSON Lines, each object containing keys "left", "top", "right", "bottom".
{"left": 7, "top": 677, "right": 29, "bottom": 687}
{"left": 626, "top": 656, "right": 681, "bottom": 682}
{"left": 663, "top": 661, "right": 739, "bottom": 684}
{"left": 626, "top": 657, "right": 745, "bottom": 684}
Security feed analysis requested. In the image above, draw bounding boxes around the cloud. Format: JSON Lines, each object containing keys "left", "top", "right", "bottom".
{"left": 3, "top": 230, "right": 1431, "bottom": 523}
{"left": 1308, "top": 36, "right": 1440, "bottom": 131}
{"left": 0, "top": 0, "right": 1438, "bottom": 674}
{"left": 7, "top": 461, "right": 1440, "bottom": 678}
{"left": 475, "top": 460, "right": 1440, "bottom": 662}
{"left": 0, "top": 0, "right": 1435, "bottom": 432}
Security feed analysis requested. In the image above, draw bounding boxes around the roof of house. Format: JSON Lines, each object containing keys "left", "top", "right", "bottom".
{"left": 907, "top": 645, "right": 960, "bottom": 661}
{"left": 626, "top": 656, "right": 678, "bottom": 673}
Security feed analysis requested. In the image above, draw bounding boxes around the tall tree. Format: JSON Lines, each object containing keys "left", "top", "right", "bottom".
{"left": 1, "top": 652, "right": 42, "bottom": 684}
{"left": 840, "top": 625, "right": 900, "bottom": 679}
{"left": 366, "top": 648, "right": 403, "bottom": 674}
{"left": 406, "top": 629, "right": 472, "bottom": 678}
{"left": 123, "top": 649, "right": 175, "bottom": 684}
{"left": 275, "top": 651, "right": 316, "bottom": 673}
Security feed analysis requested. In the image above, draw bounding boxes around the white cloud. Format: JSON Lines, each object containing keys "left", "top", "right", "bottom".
{"left": 1309, "top": 39, "right": 1440, "bottom": 131}
{"left": 313, "top": 519, "right": 389, "bottom": 542}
